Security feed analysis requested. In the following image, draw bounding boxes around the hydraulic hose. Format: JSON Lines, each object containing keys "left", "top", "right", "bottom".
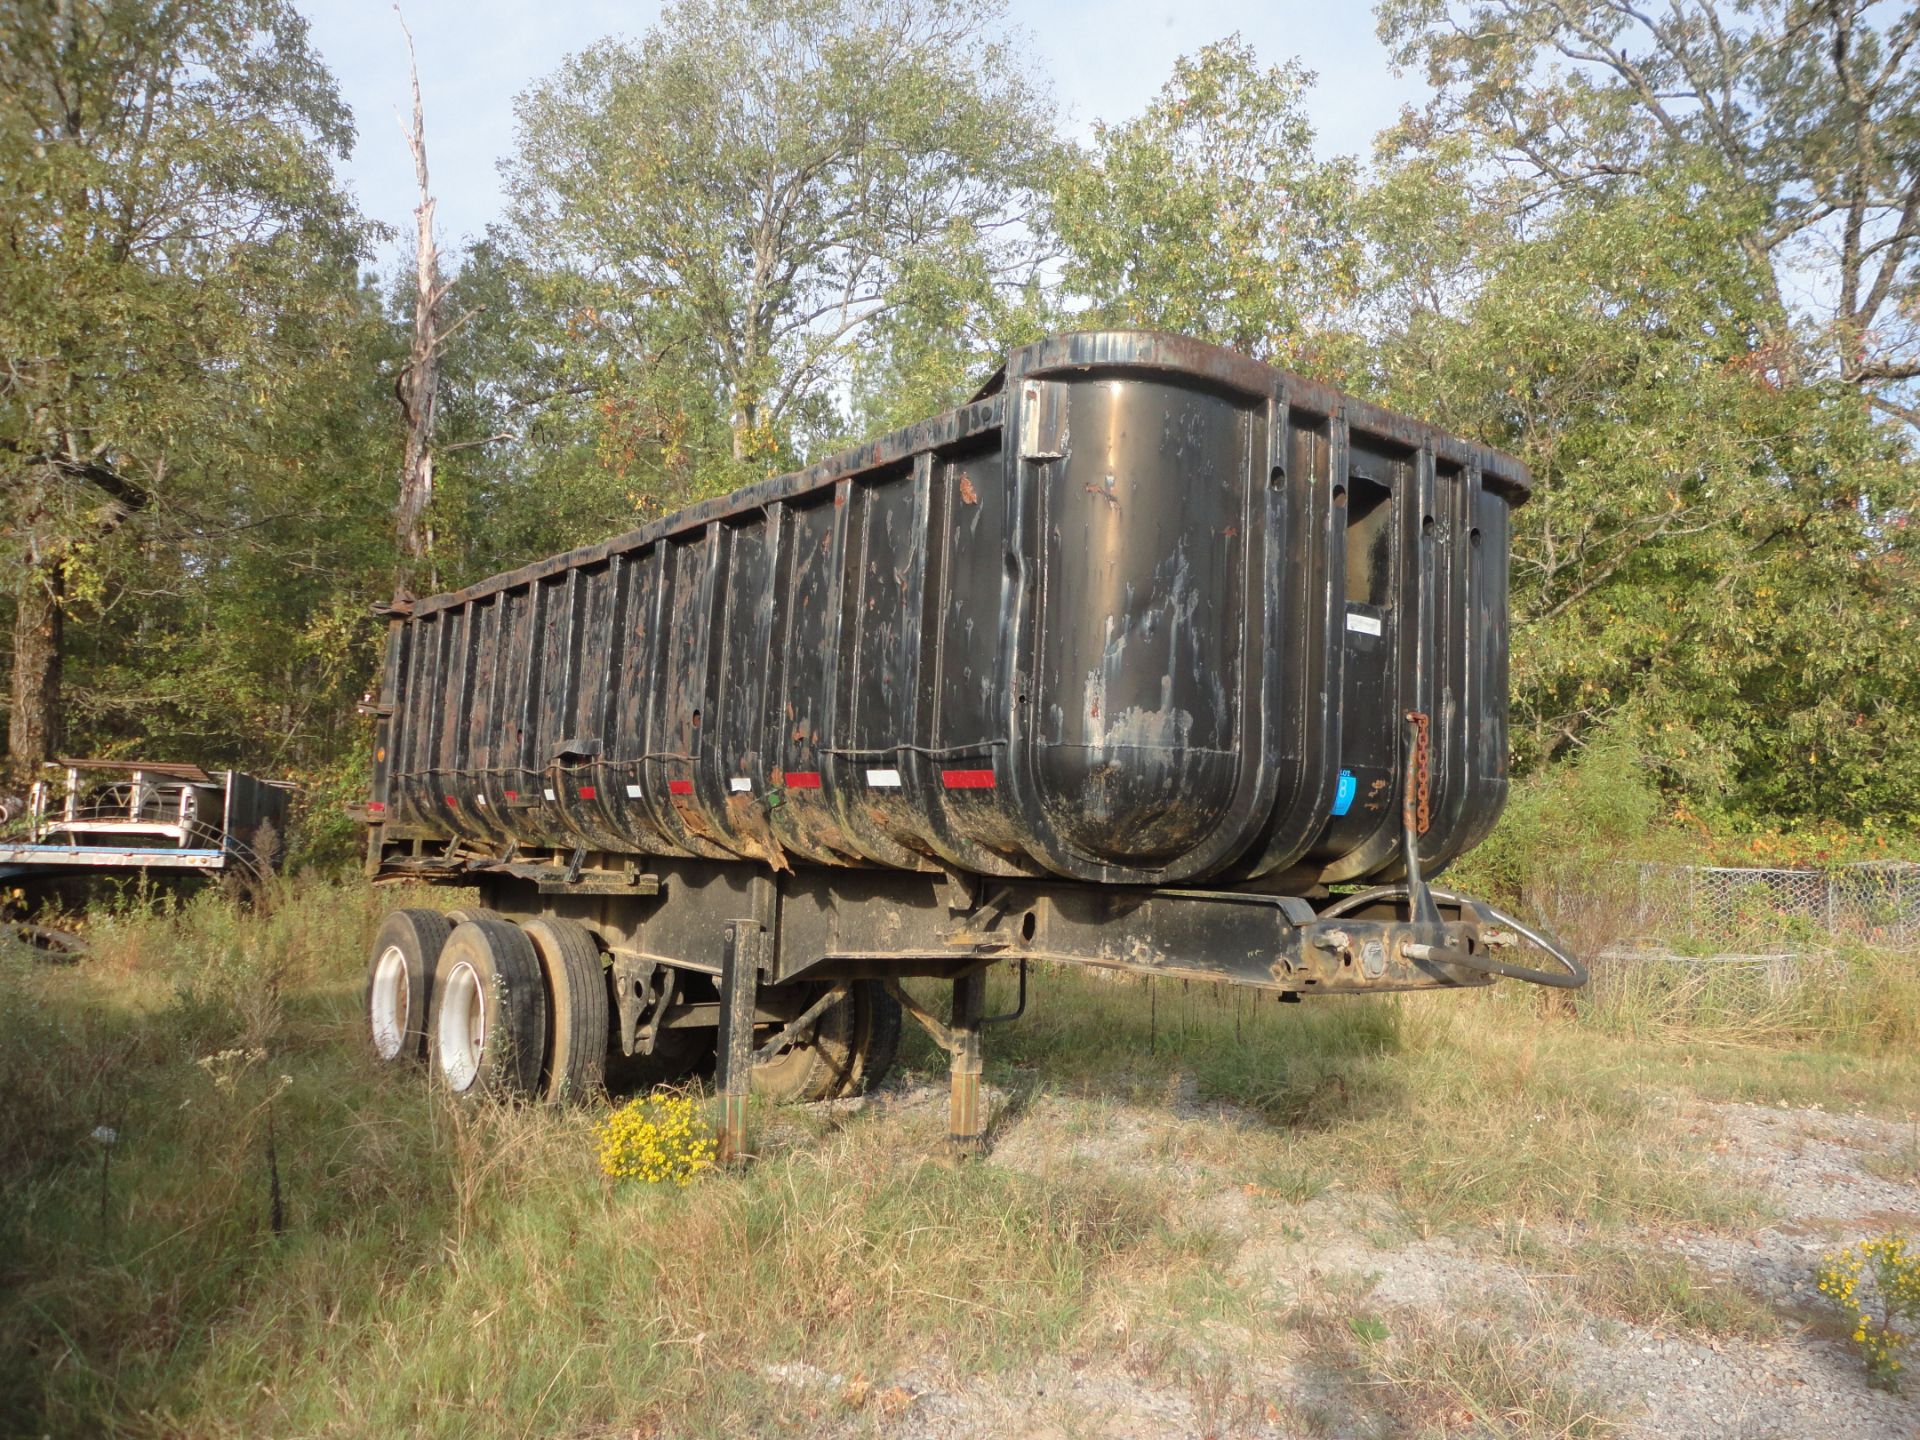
{"left": 1316, "top": 885, "right": 1589, "bottom": 990}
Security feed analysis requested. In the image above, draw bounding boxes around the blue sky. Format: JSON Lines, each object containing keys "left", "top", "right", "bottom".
{"left": 299, "top": 0, "right": 1426, "bottom": 264}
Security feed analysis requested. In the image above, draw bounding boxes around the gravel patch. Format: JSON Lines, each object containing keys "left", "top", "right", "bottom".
{"left": 789, "top": 1075, "right": 1920, "bottom": 1438}
{"left": 1572, "top": 1322, "right": 1917, "bottom": 1440}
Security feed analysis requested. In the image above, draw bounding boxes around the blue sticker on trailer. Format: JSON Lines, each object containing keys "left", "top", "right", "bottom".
{"left": 1331, "top": 770, "right": 1357, "bottom": 816}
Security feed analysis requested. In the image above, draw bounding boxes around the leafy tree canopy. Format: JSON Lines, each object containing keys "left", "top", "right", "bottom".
{"left": 1372, "top": 175, "right": 1919, "bottom": 825}
{"left": 1377, "top": 0, "right": 1920, "bottom": 429}
{"left": 0, "top": 0, "right": 371, "bottom": 779}
{"left": 1052, "top": 37, "right": 1364, "bottom": 377}
{"left": 494, "top": 0, "right": 1060, "bottom": 495}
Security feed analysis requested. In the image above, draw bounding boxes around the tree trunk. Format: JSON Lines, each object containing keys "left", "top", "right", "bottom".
{"left": 8, "top": 562, "right": 64, "bottom": 784}
{"left": 394, "top": 11, "right": 440, "bottom": 599}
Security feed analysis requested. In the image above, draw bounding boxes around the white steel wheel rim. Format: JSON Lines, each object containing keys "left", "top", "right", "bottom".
{"left": 370, "top": 945, "right": 410, "bottom": 1060}
{"left": 438, "top": 960, "right": 486, "bottom": 1092}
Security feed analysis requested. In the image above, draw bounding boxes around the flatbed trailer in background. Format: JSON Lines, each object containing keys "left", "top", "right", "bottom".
{"left": 357, "top": 330, "right": 1584, "bottom": 1156}
{"left": 1, "top": 759, "right": 291, "bottom": 891}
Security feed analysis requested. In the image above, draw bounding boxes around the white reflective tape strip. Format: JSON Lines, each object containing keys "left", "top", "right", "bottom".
{"left": 1345, "top": 610, "right": 1383, "bottom": 636}
{"left": 730, "top": 777, "right": 751, "bottom": 793}
{"left": 866, "top": 768, "right": 903, "bottom": 788}
{"left": 475, "top": 794, "right": 487, "bottom": 807}
{"left": 543, "top": 787, "right": 557, "bottom": 801}
{"left": 624, "top": 784, "right": 643, "bottom": 799}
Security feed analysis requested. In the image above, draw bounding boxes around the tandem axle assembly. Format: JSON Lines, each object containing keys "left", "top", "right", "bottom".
{"left": 366, "top": 832, "right": 1585, "bottom": 1162}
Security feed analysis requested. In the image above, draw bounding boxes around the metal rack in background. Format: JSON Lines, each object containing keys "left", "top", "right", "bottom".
{"left": 1, "top": 759, "right": 292, "bottom": 888}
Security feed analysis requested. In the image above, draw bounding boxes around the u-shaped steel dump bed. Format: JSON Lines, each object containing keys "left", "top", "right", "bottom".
{"left": 370, "top": 330, "right": 1528, "bottom": 891}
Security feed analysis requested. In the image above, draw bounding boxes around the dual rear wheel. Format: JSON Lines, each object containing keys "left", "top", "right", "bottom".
{"left": 363, "top": 908, "right": 900, "bottom": 1104}
{"left": 431, "top": 919, "right": 546, "bottom": 1097}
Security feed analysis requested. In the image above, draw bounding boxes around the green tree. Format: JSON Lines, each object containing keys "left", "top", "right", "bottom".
{"left": 87, "top": 280, "right": 402, "bottom": 776}
{"left": 1378, "top": 0, "right": 1920, "bottom": 430}
{"left": 0, "top": 0, "right": 365, "bottom": 781}
{"left": 1370, "top": 171, "right": 1920, "bottom": 826}
{"left": 422, "top": 240, "right": 664, "bottom": 582}
{"left": 1052, "top": 37, "right": 1364, "bottom": 376}
{"left": 1371, "top": 1, "right": 1920, "bottom": 827}
{"left": 496, "top": 0, "right": 1058, "bottom": 496}
{"left": 845, "top": 250, "right": 1060, "bottom": 437}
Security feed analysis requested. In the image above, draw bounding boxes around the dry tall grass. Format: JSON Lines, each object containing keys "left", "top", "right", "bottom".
{"left": 2, "top": 869, "right": 1916, "bottom": 1436}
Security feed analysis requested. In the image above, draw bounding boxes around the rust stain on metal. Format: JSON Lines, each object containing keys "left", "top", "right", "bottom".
{"left": 958, "top": 476, "right": 979, "bottom": 505}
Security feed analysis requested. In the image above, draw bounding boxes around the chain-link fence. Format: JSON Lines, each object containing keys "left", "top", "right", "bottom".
{"left": 1630, "top": 861, "right": 1920, "bottom": 949}
{"left": 1553, "top": 862, "right": 1919, "bottom": 1041}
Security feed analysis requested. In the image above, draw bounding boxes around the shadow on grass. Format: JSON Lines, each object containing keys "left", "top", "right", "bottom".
{"left": 895, "top": 962, "right": 1413, "bottom": 1134}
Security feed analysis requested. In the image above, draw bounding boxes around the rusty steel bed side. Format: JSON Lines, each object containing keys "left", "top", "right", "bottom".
{"left": 367, "top": 330, "right": 1531, "bottom": 891}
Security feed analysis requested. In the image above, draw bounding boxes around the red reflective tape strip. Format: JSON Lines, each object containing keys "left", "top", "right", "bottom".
{"left": 668, "top": 779, "right": 694, "bottom": 795}
{"left": 941, "top": 769, "right": 997, "bottom": 790}
{"left": 444, "top": 795, "right": 459, "bottom": 807}
{"left": 367, "top": 801, "right": 385, "bottom": 814}
{"left": 577, "top": 785, "right": 597, "bottom": 800}
{"left": 784, "top": 771, "right": 821, "bottom": 789}
{"left": 503, "top": 790, "right": 519, "bottom": 801}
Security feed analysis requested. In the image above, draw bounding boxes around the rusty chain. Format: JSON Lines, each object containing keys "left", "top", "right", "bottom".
{"left": 1405, "top": 710, "right": 1431, "bottom": 835}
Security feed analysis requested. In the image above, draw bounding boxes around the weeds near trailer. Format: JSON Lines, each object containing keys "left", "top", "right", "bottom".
{"left": 596, "top": 1091, "right": 716, "bottom": 1184}
{"left": 1528, "top": 1240, "right": 1778, "bottom": 1340}
{"left": 1348, "top": 1304, "right": 1618, "bottom": 1438}
{"left": 1817, "top": 1236, "right": 1920, "bottom": 1389}
{"left": 1273, "top": 1271, "right": 1619, "bottom": 1438}
{"left": 1864, "top": 1120, "right": 1920, "bottom": 1186}
{"left": 0, "top": 886, "right": 1210, "bottom": 1436}
{"left": 1569, "top": 942, "right": 1920, "bottom": 1055}
{"left": 958, "top": 964, "right": 1759, "bottom": 1235}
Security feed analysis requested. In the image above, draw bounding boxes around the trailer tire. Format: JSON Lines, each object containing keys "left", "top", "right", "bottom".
{"left": 750, "top": 982, "right": 857, "bottom": 1103}
{"left": 838, "top": 980, "right": 903, "bottom": 1097}
{"left": 430, "top": 919, "right": 546, "bottom": 1099}
{"left": 445, "top": 905, "right": 512, "bottom": 931}
{"left": 519, "top": 916, "right": 608, "bottom": 1102}
{"left": 365, "top": 908, "right": 452, "bottom": 1063}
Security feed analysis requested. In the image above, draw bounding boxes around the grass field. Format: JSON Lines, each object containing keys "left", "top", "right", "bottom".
{"left": 3, "top": 877, "right": 1917, "bottom": 1437}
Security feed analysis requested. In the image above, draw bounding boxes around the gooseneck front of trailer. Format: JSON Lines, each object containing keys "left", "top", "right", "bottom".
{"left": 357, "top": 330, "right": 1582, "bottom": 1159}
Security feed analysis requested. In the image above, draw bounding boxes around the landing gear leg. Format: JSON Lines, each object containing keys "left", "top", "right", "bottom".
{"left": 882, "top": 965, "right": 1008, "bottom": 1159}
{"left": 716, "top": 920, "right": 764, "bottom": 1163}
{"left": 948, "top": 969, "right": 987, "bottom": 1159}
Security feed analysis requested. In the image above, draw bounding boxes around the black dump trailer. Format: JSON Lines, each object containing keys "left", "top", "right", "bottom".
{"left": 360, "top": 330, "right": 1582, "bottom": 1153}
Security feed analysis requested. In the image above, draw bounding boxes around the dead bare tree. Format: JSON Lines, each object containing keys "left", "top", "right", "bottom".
{"left": 393, "top": 7, "right": 442, "bottom": 599}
